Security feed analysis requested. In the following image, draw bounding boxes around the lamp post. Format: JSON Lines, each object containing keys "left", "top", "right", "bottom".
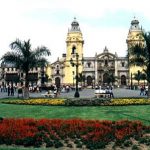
{"left": 72, "top": 71, "right": 75, "bottom": 88}
{"left": 131, "top": 72, "right": 133, "bottom": 90}
{"left": 70, "top": 53, "right": 82, "bottom": 98}
{"left": 92, "top": 76, "right": 95, "bottom": 89}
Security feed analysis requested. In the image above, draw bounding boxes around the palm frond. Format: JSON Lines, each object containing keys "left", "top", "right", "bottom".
{"left": 10, "top": 39, "right": 25, "bottom": 54}
{"left": 36, "top": 58, "right": 49, "bottom": 67}
{"left": 33, "top": 46, "right": 51, "bottom": 58}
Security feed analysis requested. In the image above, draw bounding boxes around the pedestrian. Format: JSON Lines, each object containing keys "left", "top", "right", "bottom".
{"left": 145, "top": 85, "right": 148, "bottom": 96}
{"left": 66, "top": 85, "right": 70, "bottom": 92}
{"left": 8, "top": 85, "right": 10, "bottom": 96}
{"left": 140, "top": 86, "right": 145, "bottom": 96}
{"left": 109, "top": 86, "right": 114, "bottom": 98}
{"left": 11, "top": 86, "right": 14, "bottom": 96}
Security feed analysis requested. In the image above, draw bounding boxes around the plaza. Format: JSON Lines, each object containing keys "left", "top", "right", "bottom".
{"left": 0, "top": 87, "right": 147, "bottom": 99}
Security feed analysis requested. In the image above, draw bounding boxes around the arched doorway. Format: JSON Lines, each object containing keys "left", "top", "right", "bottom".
{"left": 121, "top": 75, "right": 126, "bottom": 85}
{"left": 55, "top": 77, "right": 61, "bottom": 88}
{"left": 87, "top": 76, "right": 92, "bottom": 86}
{"left": 103, "top": 73, "right": 109, "bottom": 85}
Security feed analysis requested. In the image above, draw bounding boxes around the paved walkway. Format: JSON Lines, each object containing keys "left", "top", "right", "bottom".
{"left": 0, "top": 88, "right": 147, "bottom": 99}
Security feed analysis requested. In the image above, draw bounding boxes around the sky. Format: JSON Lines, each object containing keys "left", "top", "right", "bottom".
{"left": 0, "top": 0, "right": 150, "bottom": 63}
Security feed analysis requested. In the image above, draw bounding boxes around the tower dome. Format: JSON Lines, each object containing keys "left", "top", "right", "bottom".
{"left": 130, "top": 17, "right": 140, "bottom": 30}
{"left": 70, "top": 17, "right": 81, "bottom": 32}
{"left": 131, "top": 19, "right": 139, "bottom": 25}
{"left": 71, "top": 17, "right": 79, "bottom": 26}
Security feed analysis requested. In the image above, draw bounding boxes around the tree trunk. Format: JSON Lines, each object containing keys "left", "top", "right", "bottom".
{"left": 148, "top": 82, "right": 150, "bottom": 98}
{"left": 23, "top": 87, "right": 29, "bottom": 99}
{"left": 23, "top": 71, "right": 29, "bottom": 99}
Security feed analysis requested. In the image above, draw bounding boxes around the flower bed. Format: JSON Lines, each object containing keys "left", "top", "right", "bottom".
{"left": 110, "top": 98, "right": 150, "bottom": 106}
{"left": 0, "top": 118, "right": 149, "bottom": 149}
{"left": 1, "top": 98, "right": 150, "bottom": 106}
{"left": 1, "top": 99, "right": 66, "bottom": 105}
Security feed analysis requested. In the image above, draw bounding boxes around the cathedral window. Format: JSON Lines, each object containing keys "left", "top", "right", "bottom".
{"left": 121, "top": 62, "right": 125, "bottom": 67}
{"left": 104, "top": 60, "right": 108, "bottom": 66}
{"left": 87, "top": 62, "right": 91, "bottom": 68}
{"left": 56, "top": 70, "right": 60, "bottom": 75}
{"left": 72, "top": 46, "right": 76, "bottom": 54}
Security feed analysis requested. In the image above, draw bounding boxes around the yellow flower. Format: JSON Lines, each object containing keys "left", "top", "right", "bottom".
{"left": 2, "top": 98, "right": 66, "bottom": 105}
{"left": 110, "top": 98, "right": 150, "bottom": 105}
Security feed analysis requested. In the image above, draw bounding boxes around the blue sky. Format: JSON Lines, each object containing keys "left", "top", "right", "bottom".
{"left": 0, "top": 0, "right": 150, "bottom": 62}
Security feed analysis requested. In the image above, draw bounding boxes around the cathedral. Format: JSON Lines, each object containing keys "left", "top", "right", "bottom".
{"left": 47, "top": 17, "right": 144, "bottom": 88}
{"left": 0, "top": 17, "right": 144, "bottom": 88}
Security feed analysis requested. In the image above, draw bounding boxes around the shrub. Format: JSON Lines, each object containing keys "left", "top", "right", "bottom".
{"left": 123, "top": 140, "right": 132, "bottom": 147}
{"left": 65, "top": 98, "right": 111, "bottom": 106}
{"left": 132, "top": 144, "right": 139, "bottom": 150}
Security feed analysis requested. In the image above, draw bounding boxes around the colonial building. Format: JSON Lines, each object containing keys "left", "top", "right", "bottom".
{"left": 0, "top": 62, "right": 46, "bottom": 87}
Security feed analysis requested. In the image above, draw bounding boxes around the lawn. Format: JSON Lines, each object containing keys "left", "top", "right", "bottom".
{"left": 0, "top": 103, "right": 150, "bottom": 125}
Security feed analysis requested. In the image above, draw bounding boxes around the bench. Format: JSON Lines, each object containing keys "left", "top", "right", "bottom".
{"left": 95, "top": 93, "right": 111, "bottom": 98}
{"left": 41, "top": 92, "right": 56, "bottom": 98}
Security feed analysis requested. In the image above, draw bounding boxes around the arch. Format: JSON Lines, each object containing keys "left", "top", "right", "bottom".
{"left": 55, "top": 77, "right": 61, "bottom": 88}
{"left": 86, "top": 76, "right": 92, "bottom": 86}
{"left": 103, "top": 73, "right": 109, "bottom": 84}
{"left": 121, "top": 75, "right": 126, "bottom": 85}
{"left": 72, "top": 46, "right": 76, "bottom": 54}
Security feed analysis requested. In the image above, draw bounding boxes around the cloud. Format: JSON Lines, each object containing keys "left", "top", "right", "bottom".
{"left": 0, "top": 0, "right": 150, "bottom": 63}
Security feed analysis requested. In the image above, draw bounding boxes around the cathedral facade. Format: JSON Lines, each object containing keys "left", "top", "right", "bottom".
{"left": 48, "top": 17, "right": 144, "bottom": 87}
{"left": 0, "top": 18, "right": 144, "bottom": 88}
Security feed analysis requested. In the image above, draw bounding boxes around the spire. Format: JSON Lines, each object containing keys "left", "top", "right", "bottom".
{"left": 103, "top": 46, "right": 108, "bottom": 53}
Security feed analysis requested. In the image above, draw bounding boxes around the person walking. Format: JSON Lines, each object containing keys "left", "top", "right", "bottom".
{"left": 140, "top": 86, "right": 145, "bottom": 96}
{"left": 109, "top": 86, "right": 114, "bottom": 98}
{"left": 145, "top": 85, "right": 148, "bottom": 96}
{"left": 8, "top": 85, "right": 10, "bottom": 96}
{"left": 11, "top": 86, "right": 14, "bottom": 96}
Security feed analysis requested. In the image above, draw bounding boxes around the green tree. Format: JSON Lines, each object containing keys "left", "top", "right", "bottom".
{"left": 1, "top": 39, "right": 50, "bottom": 99}
{"left": 141, "top": 73, "right": 147, "bottom": 86}
{"left": 107, "top": 74, "right": 117, "bottom": 85}
{"left": 78, "top": 73, "right": 85, "bottom": 86}
{"left": 128, "top": 32, "right": 150, "bottom": 96}
{"left": 134, "top": 70, "right": 142, "bottom": 85}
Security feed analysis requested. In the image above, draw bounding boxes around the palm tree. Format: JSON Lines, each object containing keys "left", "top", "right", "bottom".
{"left": 134, "top": 70, "right": 142, "bottom": 86}
{"left": 78, "top": 73, "right": 86, "bottom": 87}
{"left": 107, "top": 74, "right": 117, "bottom": 86}
{"left": 141, "top": 73, "right": 147, "bottom": 87}
{"left": 1, "top": 39, "right": 50, "bottom": 99}
{"left": 128, "top": 32, "right": 150, "bottom": 97}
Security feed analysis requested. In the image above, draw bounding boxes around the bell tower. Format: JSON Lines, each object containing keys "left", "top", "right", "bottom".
{"left": 126, "top": 17, "right": 144, "bottom": 47}
{"left": 126, "top": 17, "right": 145, "bottom": 85}
{"left": 64, "top": 18, "right": 84, "bottom": 85}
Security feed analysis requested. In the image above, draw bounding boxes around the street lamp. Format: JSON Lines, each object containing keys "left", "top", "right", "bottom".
{"left": 72, "top": 71, "right": 75, "bottom": 88}
{"left": 131, "top": 72, "right": 133, "bottom": 90}
{"left": 70, "top": 53, "right": 83, "bottom": 98}
{"left": 92, "top": 75, "right": 95, "bottom": 88}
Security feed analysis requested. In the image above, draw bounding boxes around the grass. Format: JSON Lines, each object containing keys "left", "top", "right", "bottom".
{"left": 0, "top": 103, "right": 150, "bottom": 125}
